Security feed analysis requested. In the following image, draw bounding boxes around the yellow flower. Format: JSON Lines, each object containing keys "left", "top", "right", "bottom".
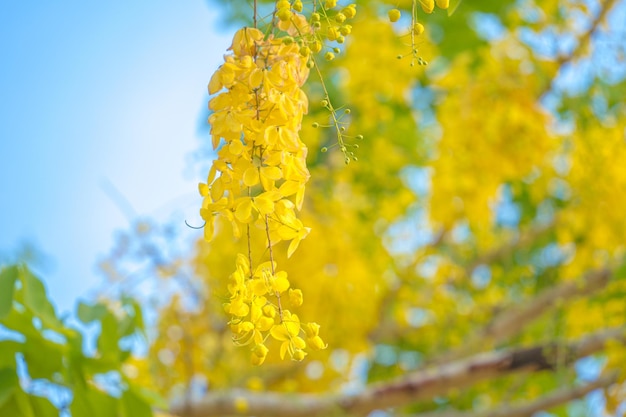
{"left": 289, "top": 288, "right": 303, "bottom": 306}
{"left": 251, "top": 344, "right": 269, "bottom": 366}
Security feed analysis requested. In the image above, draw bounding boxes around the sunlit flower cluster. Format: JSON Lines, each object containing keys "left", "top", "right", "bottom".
{"left": 197, "top": 0, "right": 353, "bottom": 363}
{"left": 197, "top": 0, "right": 443, "bottom": 365}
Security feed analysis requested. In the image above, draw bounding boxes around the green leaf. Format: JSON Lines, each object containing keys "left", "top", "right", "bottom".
{"left": 118, "top": 315, "right": 136, "bottom": 338}
{"left": 77, "top": 302, "right": 107, "bottom": 325}
{"left": 97, "top": 311, "right": 120, "bottom": 363}
{"left": 22, "top": 338, "right": 64, "bottom": 380}
{"left": 120, "top": 388, "right": 153, "bottom": 417}
{"left": 70, "top": 386, "right": 118, "bottom": 417}
{"left": 14, "top": 388, "right": 35, "bottom": 417}
{"left": 0, "top": 307, "right": 39, "bottom": 341}
{"left": 448, "top": 0, "right": 463, "bottom": 16}
{"left": 0, "top": 367, "right": 18, "bottom": 408}
{"left": 19, "top": 268, "right": 63, "bottom": 332}
{"left": 0, "top": 266, "right": 18, "bottom": 320}
{"left": 132, "top": 386, "right": 167, "bottom": 410}
{"left": 29, "top": 395, "right": 58, "bottom": 417}
{"left": 127, "top": 298, "right": 145, "bottom": 335}
{"left": 0, "top": 341, "right": 22, "bottom": 369}
{"left": 0, "top": 395, "right": 22, "bottom": 417}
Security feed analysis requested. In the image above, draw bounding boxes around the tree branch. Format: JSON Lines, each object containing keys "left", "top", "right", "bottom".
{"left": 542, "top": 0, "right": 619, "bottom": 95}
{"left": 169, "top": 327, "right": 626, "bottom": 417}
{"left": 431, "top": 268, "right": 612, "bottom": 364}
{"left": 405, "top": 373, "right": 617, "bottom": 417}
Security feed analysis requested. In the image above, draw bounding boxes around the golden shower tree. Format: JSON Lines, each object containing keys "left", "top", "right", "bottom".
{"left": 2, "top": 0, "right": 626, "bottom": 416}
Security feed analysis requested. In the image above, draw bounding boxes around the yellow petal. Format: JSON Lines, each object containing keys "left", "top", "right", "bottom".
{"left": 229, "top": 299, "right": 249, "bottom": 317}
{"left": 235, "top": 198, "right": 253, "bottom": 223}
{"left": 279, "top": 340, "right": 290, "bottom": 360}
{"left": 250, "top": 304, "right": 262, "bottom": 322}
{"left": 292, "top": 336, "right": 306, "bottom": 350}
{"left": 277, "top": 225, "right": 297, "bottom": 241}
{"left": 251, "top": 354, "right": 265, "bottom": 366}
{"left": 210, "top": 177, "right": 224, "bottom": 201}
{"left": 295, "top": 185, "right": 305, "bottom": 210}
{"left": 243, "top": 166, "right": 260, "bottom": 187}
{"left": 304, "top": 322, "right": 320, "bottom": 338}
{"left": 287, "top": 237, "right": 301, "bottom": 258}
{"left": 208, "top": 70, "right": 222, "bottom": 94}
{"left": 292, "top": 349, "right": 307, "bottom": 361}
{"left": 229, "top": 140, "right": 244, "bottom": 155}
{"left": 308, "top": 335, "right": 327, "bottom": 350}
{"left": 251, "top": 278, "right": 268, "bottom": 296}
{"left": 206, "top": 164, "right": 218, "bottom": 184}
{"left": 289, "top": 288, "right": 303, "bottom": 307}
{"left": 235, "top": 253, "right": 250, "bottom": 275}
{"left": 253, "top": 194, "right": 275, "bottom": 215}
{"left": 279, "top": 180, "right": 300, "bottom": 197}
{"left": 420, "top": 0, "right": 434, "bottom": 13}
{"left": 252, "top": 343, "right": 269, "bottom": 358}
{"left": 263, "top": 305, "right": 276, "bottom": 318}
{"left": 259, "top": 174, "right": 275, "bottom": 192}
{"left": 271, "top": 324, "right": 289, "bottom": 342}
{"left": 260, "top": 166, "right": 282, "bottom": 180}
{"left": 198, "top": 182, "right": 209, "bottom": 197}
{"left": 256, "top": 316, "right": 274, "bottom": 332}
{"left": 272, "top": 271, "right": 290, "bottom": 293}
{"left": 203, "top": 215, "right": 215, "bottom": 242}
{"left": 249, "top": 68, "right": 264, "bottom": 89}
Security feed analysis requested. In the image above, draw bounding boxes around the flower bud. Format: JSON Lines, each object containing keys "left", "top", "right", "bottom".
{"left": 388, "top": 8, "right": 401, "bottom": 22}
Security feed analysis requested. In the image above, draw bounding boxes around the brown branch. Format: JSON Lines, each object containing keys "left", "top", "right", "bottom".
{"left": 543, "top": 0, "right": 619, "bottom": 95}
{"left": 481, "top": 268, "right": 610, "bottom": 342}
{"left": 370, "top": 224, "right": 555, "bottom": 344}
{"left": 431, "top": 268, "right": 612, "bottom": 364}
{"left": 554, "top": 0, "right": 618, "bottom": 68}
{"left": 168, "top": 327, "right": 626, "bottom": 417}
{"left": 405, "top": 373, "right": 617, "bottom": 417}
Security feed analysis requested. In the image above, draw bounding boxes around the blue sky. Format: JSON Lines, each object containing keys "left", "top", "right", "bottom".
{"left": 0, "top": 1, "right": 232, "bottom": 313}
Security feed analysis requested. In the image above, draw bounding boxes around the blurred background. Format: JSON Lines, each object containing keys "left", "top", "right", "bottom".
{"left": 0, "top": 1, "right": 231, "bottom": 313}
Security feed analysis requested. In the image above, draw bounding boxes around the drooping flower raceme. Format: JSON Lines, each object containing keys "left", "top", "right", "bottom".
{"left": 197, "top": 0, "right": 441, "bottom": 365}
{"left": 199, "top": 10, "right": 330, "bottom": 364}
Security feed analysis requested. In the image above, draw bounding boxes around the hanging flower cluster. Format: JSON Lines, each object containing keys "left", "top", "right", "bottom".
{"left": 198, "top": 0, "right": 360, "bottom": 364}
{"left": 198, "top": 0, "right": 445, "bottom": 365}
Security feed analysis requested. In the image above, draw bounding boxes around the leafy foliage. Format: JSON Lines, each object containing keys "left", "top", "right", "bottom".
{"left": 0, "top": 265, "right": 155, "bottom": 417}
